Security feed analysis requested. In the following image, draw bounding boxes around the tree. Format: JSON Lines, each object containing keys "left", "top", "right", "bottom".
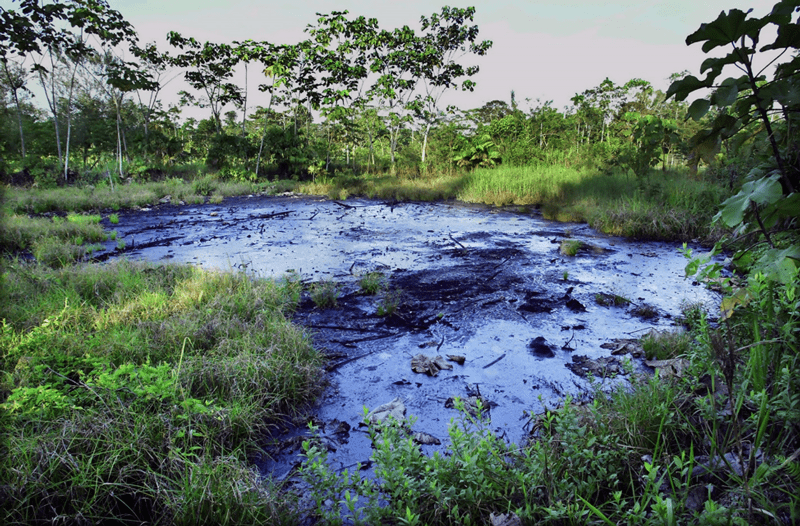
{"left": 305, "top": 11, "right": 380, "bottom": 170}
{"left": 368, "top": 24, "right": 420, "bottom": 169}
{"left": 669, "top": 1, "right": 800, "bottom": 281}
{"left": 468, "top": 100, "right": 511, "bottom": 126}
{"left": 408, "top": 6, "right": 492, "bottom": 165}
{"left": 0, "top": 57, "right": 30, "bottom": 159}
{"left": 131, "top": 42, "right": 178, "bottom": 153}
{"left": 0, "top": 0, "right": 140, "bottom": 177}
{"left": 167, "top": 33, "right": 243, "bottom": 133}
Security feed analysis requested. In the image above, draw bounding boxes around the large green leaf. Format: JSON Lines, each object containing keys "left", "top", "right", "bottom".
{"left": 687, "top": 9, "right": 769, "bottom": 52}
{"left": 761, "top": 11, "right": 800, "bottom": 51}
{"left": 712, "top": 78, "right": 740, "bottom": 107}
{"left": 700, "top": 50, "right": 752, "bottom": 76}
{"left": 760, "top": 78, "right": 800, "bottom": 108}
{"left": 687, "top": 99, "right": 711, "bottom": 121}
{"left": 756, "top": 247, "right": 800, "bottom": 284}
{"left": 666, "top": 75, "right": 711, "bottom": 101}
{"left": 716, "top": 174, "right": 783, "bottom": 227}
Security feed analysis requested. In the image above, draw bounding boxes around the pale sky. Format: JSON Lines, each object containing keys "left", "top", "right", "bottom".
{"left": 3, "top": 0, "right": 785, "bottom": 117}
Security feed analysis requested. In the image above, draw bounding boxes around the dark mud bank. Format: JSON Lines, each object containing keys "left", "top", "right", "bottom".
{"left": 102, "top": 194, "right": 719, "bottom": 478}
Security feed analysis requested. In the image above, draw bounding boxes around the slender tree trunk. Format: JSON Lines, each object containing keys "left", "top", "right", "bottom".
{"left": 38, "top": 50, "right": 63, "bottom": 166}
{"left": 421, "top": 122, "right": 431, "bottom": 164}
{"left": 306, "top": 99, "right": 311, "bottom": 146}
{"left": 115, "top": 94, "right": 124, "bottom": 179}
{"left": 255, "top": 81, "right": 276, "bottom": 177}
{"left": 63, "top": 57, "right": 80, "bottom": 182}
{"left": 2, "top": 61, "right": 27, "bottom": 160}
{"left": 241, "top": 62, "right": 248, "bottom": 137}
{"left": 368, "top": 126, "right": 374, "bottom": 167}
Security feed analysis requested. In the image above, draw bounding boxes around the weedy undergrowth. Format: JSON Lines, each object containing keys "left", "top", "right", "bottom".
{"left": 310, "top": 279, "right": 340, "bottom": 308}
{"left": 376, "top": 287, "right": 403, "bottom": 316}
{"left": 358, "top": 271, "right": 385, "bottom": 295}
{"left": 0, "top": 261, "right": 324, "bottom": 525}
{"left": 560, "top": 239, "right": 582, "bottom": 256}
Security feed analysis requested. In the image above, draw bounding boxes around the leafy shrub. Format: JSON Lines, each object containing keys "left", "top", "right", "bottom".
{"left": 191, "top": 174, "right": 218, "bottom": 196}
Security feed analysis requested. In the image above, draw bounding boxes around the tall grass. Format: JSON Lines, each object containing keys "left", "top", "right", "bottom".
{"left": 294, "top": 165, "right": 731, "bottom": 242}
{"left": 3, "top": 178, "right": 267, "bottom": 216}
{"left": 0, "top": 260, "right": 323, "bottom": 524}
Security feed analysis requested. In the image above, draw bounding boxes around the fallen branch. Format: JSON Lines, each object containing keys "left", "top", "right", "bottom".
{"left": 562, "top": 330, "right": 576, "bottom": 350}
{"left": 482, "top": 353, "right": 506, "bottom": 369}
{"left": 249, "top": 210, "right": 292, "bottom": 220}
{"left": 448, "top": 233, "right": 465, "bottom": 249}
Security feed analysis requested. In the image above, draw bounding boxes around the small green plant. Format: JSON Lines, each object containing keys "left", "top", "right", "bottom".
{"left": 109, "top": 213, "right": 119, "bottom": 224}
{"left": 377, "top": 288, "right": 402, "bottom": 316}
{"left": 191, "top": 175, "right": 218, "bottom": 196}
{"left": 32, "top": 236, "right": 84, "bottom": 268}
{"left": 109, "top": 230, "right": 118, "bottom": 241}
{"left": 358, "top": 272, "right": 385, "bottom": 295}
{"left": 281, "top": 270, "right": 303, "bottom": 307}
{"left": 310, "top": 279, "right": 340, "bottom": 308}
{"left": 595, "top": 291, "right": 631, "bottom": 307}
{"left": 632, "top": 302, "right": 658, "bottom": 319}
{"left": 66, "top": 213, "right": 101, "bottom": 225}
{"left": 84, "top": 243, "right": 104, "bottom": 255}
{"left": 678, "top": 301, "right": 706, "bottom": 330}
{"left": 116, "top": 239, "right": 126, "bottom": 250}
{"left": 641, "top": 330, "right": 693, "bottom": 360}
{"left": 562, "top": 270, "right": 569, "bottom": 281}
{"left": 559, "top": 239, "right": 582, "bottom": 257}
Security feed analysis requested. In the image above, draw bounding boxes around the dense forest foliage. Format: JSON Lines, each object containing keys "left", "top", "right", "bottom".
{"left": 0, "top": 1, "right": 719, "bottom": 184}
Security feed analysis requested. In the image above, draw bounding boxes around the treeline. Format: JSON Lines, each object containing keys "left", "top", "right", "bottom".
{"left": 0, "top": 1, "right": 716, "bottom": 186}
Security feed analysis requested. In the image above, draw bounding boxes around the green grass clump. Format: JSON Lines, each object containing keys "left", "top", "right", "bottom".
{"left": 559, "top": 239, "right": 582, "bottom": 256}
{"left": 641, "top": 330, "right": 694, "bottom": 360}
{"left": 376, "top": 287, "right": 403, "bottom": 316}
{"left": 0, "top": 261, "right": 323, "bottom": 524}
{"left": 109, "top": 213, "right": 120, "bottom": 224}
{"left": 66, "top": 212, "right": 101, "bottom": 225}
{"left": 310, "top": 279, "right": 340, "bottom": 308}
{"left": 632, "top": 302, "right": 659, "bottom": 319}
{"left": 358, "top": 271, "right": 385, "bottom": 295}
{"left": 3, "top": 177, "right": 263, "bottom": 217}
{"left": 595, "top": 291, "right": 631, "bottom": 307}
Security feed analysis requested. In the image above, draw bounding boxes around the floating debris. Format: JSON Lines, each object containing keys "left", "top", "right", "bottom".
{"left": 446, "top": 354, "right": 466, "bottom": 365}
{"left": 644, "top": 358, "right": 690, "bottom": 378}
{"left": 413, "top": 432, "right": 441, "bottom": 445}
{"left": 366, "top": 397, "right": 406, "bottom": 424}
{"left": 566, "top": 355, "right": 627, "bottom": 378}
{"left": 411, "top": 354, "right": 453, "bottom": 376}
{"left": 602, "top": 339, "right": 644, "bottom": 358}
{"left": 565, "top": 298, "right": 587, "bottom": 312}
{"left": 490, "top": 512, "right": 522, "bottom": 526}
